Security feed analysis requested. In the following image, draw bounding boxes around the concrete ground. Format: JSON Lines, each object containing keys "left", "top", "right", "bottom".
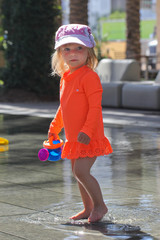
{"left": 0, "top": 102, "right": 160, "bottom": 240}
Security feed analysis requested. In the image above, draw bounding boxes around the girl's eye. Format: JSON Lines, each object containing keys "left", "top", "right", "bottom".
{"left": 77, "top": 46, "right": 83, "bottom": 50}
{"left": 64, "top": 47, "right": 70, "bottom": 52}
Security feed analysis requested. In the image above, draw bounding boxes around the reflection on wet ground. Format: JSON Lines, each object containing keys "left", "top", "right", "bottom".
{"left": 0, "top": 113, "right": 160, "bottom": 240}
{"left": 64, "top": 221, "right": 155, "bottom": 240}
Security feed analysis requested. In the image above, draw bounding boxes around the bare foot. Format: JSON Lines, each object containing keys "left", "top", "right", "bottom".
{"left": 88, "top": 205, "right": 108, "bottom": 223}
{"left": 70, "top": 209, "right": 91, "bottom": 220}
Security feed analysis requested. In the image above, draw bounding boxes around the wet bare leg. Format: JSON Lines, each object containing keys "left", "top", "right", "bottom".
{"left": 70, "top": 159, "right": 93, "bottom": 220}
{"left": 70, "top": 182, "right": 93, "bottom": 220}
{"left": 71, "top": 157, "right": 108, "bottom": 222}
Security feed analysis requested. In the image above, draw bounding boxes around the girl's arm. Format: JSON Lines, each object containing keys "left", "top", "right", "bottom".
{"left": 80, "top": 72, "right": 103, "bottom": 139}
{"left": 48, "top": 105, "right": 64, "bottom": 138}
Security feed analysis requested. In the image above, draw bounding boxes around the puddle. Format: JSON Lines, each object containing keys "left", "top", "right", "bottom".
{"left": 64, "top": 221, "right": 155, "bottom": 240}
{"left": 21, "top": 202, "right": 159, "bottom": 240}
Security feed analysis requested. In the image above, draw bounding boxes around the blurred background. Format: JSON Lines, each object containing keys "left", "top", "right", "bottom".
{"left": 0, "top": 0, "right": 160, "bottom": 101}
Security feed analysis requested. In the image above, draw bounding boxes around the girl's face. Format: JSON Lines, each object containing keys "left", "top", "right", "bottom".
{"left": 60, "top": 43, "right": 88, "bottom": 73}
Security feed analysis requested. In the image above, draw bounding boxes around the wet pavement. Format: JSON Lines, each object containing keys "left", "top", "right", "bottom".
{"left": 0, "top": 102, "right": 160, "bottom": 240}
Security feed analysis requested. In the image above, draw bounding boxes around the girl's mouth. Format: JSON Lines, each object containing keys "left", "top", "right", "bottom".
{"left": 70, "top": 59, "right": 78, "bottom": 62}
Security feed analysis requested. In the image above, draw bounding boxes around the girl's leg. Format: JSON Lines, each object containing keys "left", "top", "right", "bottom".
{"left": 70, "top": 159, "right": 93, "bottom": 220}
{"left": 72, "top": 157, "right": 108, "bottom": 222}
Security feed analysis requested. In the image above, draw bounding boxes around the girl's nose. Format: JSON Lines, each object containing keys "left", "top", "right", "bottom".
{"left": 70, "top": 49, "right": 77, "bottom": 54}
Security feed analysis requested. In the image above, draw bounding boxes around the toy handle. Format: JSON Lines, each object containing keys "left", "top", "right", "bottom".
{"left": 49, "top": 135, "right": 60, "bottom": 146}
{"left": 43, "top": 135, "right": 63, "bottom": 149}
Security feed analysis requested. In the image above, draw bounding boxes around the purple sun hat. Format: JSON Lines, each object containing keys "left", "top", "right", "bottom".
{"left": 55, "top": 24, "right": 96, "bottom": 49}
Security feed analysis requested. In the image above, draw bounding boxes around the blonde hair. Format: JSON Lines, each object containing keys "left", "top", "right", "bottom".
{"left": 51, "top": 47, "right": 98, "bottom": 77}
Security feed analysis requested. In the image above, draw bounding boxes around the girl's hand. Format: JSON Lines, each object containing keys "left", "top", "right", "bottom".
{"left": 78, "top": 132, "right": 90, "bottom": 145}
{"left": 48, "top": 132, "right": 58, "bottom": 140}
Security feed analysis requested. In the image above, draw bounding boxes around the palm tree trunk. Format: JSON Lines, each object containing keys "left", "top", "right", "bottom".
{"left": 69, "top": 0, "right": 88, "bottom": 25}
{"left": 126, "top": 0, "right": 141, "bottom": 61}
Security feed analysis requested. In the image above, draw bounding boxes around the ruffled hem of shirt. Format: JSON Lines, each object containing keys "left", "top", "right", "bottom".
{"left": 61, "top": 137, "right": 113, "bottom": 159}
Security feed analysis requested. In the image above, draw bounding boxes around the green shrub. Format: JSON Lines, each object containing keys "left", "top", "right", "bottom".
{"left": 1, "top": 0, "right": 61, "bottom": 97}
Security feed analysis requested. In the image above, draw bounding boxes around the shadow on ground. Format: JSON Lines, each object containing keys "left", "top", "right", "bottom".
{"left": 64, "top": 221, "right": 158, "bottom": 240}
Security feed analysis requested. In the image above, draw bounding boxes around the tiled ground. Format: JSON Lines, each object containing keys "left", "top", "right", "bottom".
{"left": 0, "top": 104, "right": 160, "bottom": 240}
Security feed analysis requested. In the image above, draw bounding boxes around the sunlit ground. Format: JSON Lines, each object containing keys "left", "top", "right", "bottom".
{"left": 0, "top": 113, "right": 160, "bottom": 240}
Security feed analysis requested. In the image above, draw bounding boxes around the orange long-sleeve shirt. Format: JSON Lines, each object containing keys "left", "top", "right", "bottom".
{"left": 49, "top": 65, "right": 112, "bottom": 159}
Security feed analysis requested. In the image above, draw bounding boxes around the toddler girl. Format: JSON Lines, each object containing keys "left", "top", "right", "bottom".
{"left": 48, "top": 24, "right": 113, "bottom": 223}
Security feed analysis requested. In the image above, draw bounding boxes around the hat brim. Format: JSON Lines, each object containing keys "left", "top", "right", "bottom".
{"left": 55, "top": 36, "right": 94, "bottom": 49}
